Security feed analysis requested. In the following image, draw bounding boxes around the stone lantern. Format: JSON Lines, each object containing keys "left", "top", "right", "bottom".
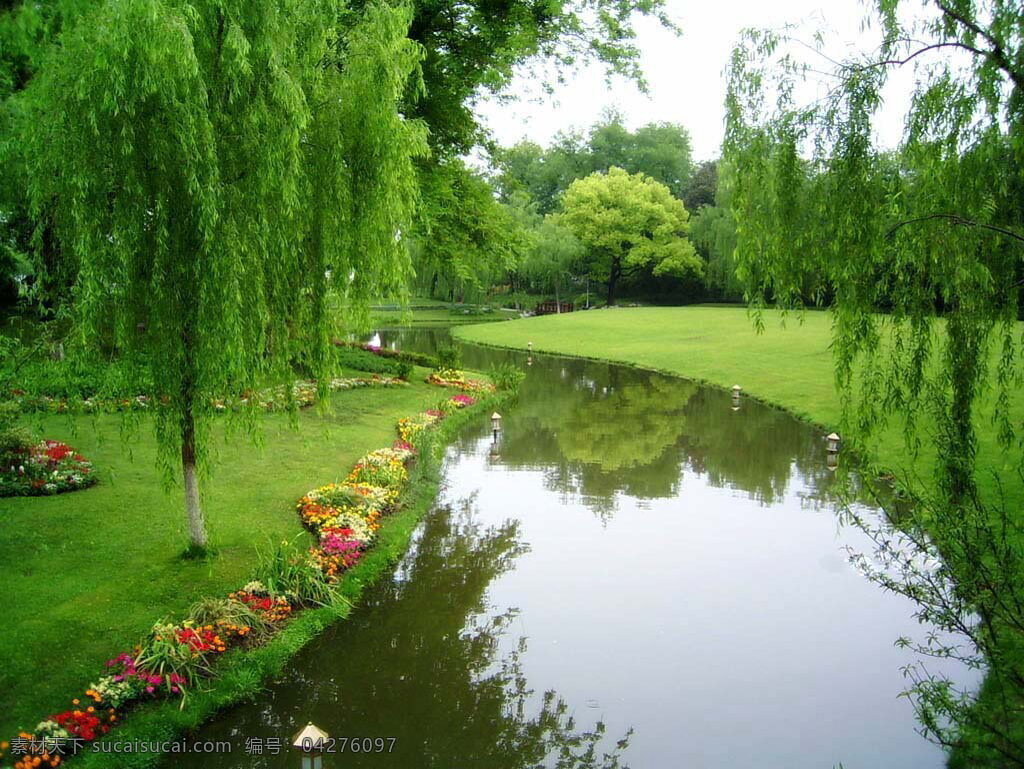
{"left": 826, "top": 432, "right": 841, "bottom": 454}
{"left": 292, "top": 722, "right": 329, "bottom": 769}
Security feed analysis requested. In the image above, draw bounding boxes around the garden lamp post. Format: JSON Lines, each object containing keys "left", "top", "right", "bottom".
{"left": 826, "top": 432, "right": 841, "bottom": 454}
{"left": 731, "top": 385, "right": 741, "bottom": 411}
{"left": 292, "top": 722, "right": 329, "bottom": 769}
{"left": 527, "top": 341, "right": 533, "bottom": 352}
{"left": 491, "top": 412, "right": 502, "bottom": 441}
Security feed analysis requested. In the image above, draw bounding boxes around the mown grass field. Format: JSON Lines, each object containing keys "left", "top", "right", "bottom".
{"left": 454, "top": 305, "right": 1024, "bottom": 506}
{"left": 0, "top": 371, "right": 446, "bottom": 738}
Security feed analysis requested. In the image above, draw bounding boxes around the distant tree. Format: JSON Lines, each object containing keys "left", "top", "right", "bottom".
{"left": 595, "top": 116, "right": 694, "bottom": 198}
{"left": 493, "top": 133, "right": 589, "bottom": 214}
{"left": 518, "top": 215, "right": 584, "bottom": 307}
{"left": 495, "top": 114, "right": 694, "bottom": 209}
{"left": 683, "top": 160, "right": 717, "bottom": 212}
{"left": 557, "top": 168, "right": 701, "bottom": 305}
{"left": 689, "top": 204, "right": 738, "bottom": 299}
{"left": 413, "top": 159, "right": 531, "bottom": 302}
{"left": 20, "top": 0, "right": 427, "bottom": 550}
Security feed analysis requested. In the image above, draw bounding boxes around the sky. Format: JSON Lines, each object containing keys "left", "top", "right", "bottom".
{"left": 474, "top": 0, "right": 917, "bottom": 162}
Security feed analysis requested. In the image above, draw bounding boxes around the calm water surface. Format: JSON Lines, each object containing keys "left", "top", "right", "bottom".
{"left": 163, "top": 327, "right": 972, "bottom": 768}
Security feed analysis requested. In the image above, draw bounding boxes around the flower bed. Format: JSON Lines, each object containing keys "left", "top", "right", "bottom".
{"left": 425, "top": 368, "right": 495, "bottom": 394}
{"left": 0, "top": 440, "right": 96, "bottom": 497}
{"left": 1, "top": 363, "right": 493, "bottom": 769}
{"left": 5, "top": 376, "right": 407, "bottom": 416}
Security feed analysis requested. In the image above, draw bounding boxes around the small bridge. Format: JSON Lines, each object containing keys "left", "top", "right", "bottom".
{"left": 535, "top": 300, "right": 574, "bottom": 316}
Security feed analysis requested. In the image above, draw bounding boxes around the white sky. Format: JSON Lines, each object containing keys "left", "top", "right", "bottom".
{"left": 475, "top": 0, "right": 919, "bottom": 161}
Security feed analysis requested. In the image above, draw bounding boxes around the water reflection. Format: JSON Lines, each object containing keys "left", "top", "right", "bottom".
{"left": 163, "top": 499, "right": 631, "bottom": 768}
{"left": 378, "top": 327, "right": 841, "bottom": 514}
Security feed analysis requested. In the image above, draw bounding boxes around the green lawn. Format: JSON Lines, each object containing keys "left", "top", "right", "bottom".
{"left": 454, "top": 306, "right": 1024, "bottom": 506}
{"left": 0, "top": 371, "right": 444, "bottom": 737}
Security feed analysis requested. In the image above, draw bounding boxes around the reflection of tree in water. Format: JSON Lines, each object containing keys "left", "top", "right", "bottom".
{"left": 168, "top": 498, "right": 631, "bottom": 769}
{"left": 678, "top": 388, "right": 833, "bottom": 505}
{"left": 380, "top": 331, "right": 840, "bottom": 510}
{"left": 496, "top": 361, "right": 696, "bottom": 517}
{"left": 493, "top": 354, "right": 837, "bottom": 515}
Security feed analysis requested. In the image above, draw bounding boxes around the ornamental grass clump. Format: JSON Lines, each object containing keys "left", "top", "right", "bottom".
{"left": 187, "top": 597, "right": 275, "bottom": 644}
{"left": 253, "top": 539, "right": 336, "bottom": 607}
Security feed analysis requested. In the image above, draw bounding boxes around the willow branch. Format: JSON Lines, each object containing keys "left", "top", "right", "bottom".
{"left": 933, "top": 1, "right": 1024, "bottom": 91}
{"left": 886, "top": 214, "right": 1024, "bottom": 245}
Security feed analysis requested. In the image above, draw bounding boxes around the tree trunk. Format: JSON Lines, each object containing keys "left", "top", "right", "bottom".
{"left": 606, "top": 258, "right": 620, "bottom": 306}
{"left": 181, "top": 407, "right": 208, "bottom": 549}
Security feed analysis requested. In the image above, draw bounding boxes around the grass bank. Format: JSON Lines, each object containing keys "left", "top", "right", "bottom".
{"left": 453, "top": 306, "right": 1024, "bottom": 508}
{"left": 67, "top": 386, "right": 512, "bottom": 769}
{"left": 0, "top": 369, "right": 497, "bottom": 740}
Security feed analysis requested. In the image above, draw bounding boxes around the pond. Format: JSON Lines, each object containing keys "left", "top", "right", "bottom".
{"left": 163, "top": 327, "right": 973, "bottom": 768}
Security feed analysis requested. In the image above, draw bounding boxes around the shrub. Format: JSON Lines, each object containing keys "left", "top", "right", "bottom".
{"left": 489, "top": 362, "right": 525, "bottom": 391}
{"left": 334, "top": 346, "right": 406, "bottom": 378}
{"left": 186, "top": 597, "right": 275, "bottom": 643}
{"left": 253, "top": 538, "right": 336, "bottom": 607}
{"left": 0, "top": 424, "right": 33, "bottom": 463}
{"left": 436, "top": 343, "right": 462, "bottom": 370}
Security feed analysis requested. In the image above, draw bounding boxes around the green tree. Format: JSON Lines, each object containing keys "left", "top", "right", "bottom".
{"left": 683, "top": 159, "right": 717, "bottom": 212}
{"left": 19, "top": 0, "right": 427, "bottom": 550}
{"left": 518, "top": 214, "right": 584, "bottom": 307}
{"left": 590, "top": 114, "right": 693, "bottom": 198}
{"left": 493, "top": 134, "right": 589, "bottom": 214}
{"left": 399, "top": 0, "right": 677, "bottom": 155}
{"left": 494, "top": 115, "right": 694, "bottom": 211}
{"left": 724, "top": 1, "right": 1024, "bottom": 760}
{"left": 556, "top": 167, "right": 700, "bottom": 305}
{"left": 412, "top": 159, "right": 530, "bottom": 302}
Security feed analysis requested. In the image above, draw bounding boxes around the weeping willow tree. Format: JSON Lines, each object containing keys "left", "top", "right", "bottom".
{"left": 724, "top": 0, "right": 1023, "bottom": 500}
{"left": 724, "top": 2, "right": 1024, "bottom": 760}
{"left": 18, "top": 0, "right": 427, "bottom": 549}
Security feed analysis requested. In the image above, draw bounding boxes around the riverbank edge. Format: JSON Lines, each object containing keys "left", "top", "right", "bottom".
{"left": 68, "top": 387, "right": 516, "bottom": 769}
{"left": 451, "top": 329, "right": 889, "bottom": 474}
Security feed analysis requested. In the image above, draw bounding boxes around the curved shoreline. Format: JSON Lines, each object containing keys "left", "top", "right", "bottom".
{"left": 448, "top": 326, "right": 893, "bottom": 479}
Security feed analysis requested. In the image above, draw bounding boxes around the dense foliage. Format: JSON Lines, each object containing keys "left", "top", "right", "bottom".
{"left": 489, "top": 113, "right": 734, "bottom": 304}
{"left": 411, "top": 159, "right": 530, "bottom": 303}
{"left": 494, "top": 111, "right": 695, "bottom": 213}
